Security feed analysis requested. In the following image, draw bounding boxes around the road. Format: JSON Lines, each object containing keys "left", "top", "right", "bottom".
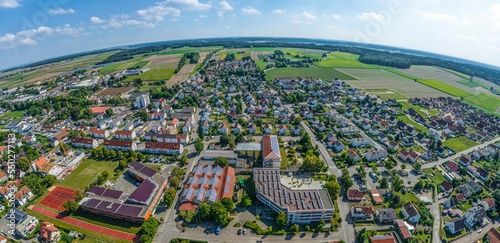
{"left": 422, "top": 136, "right": 500, "bottom": 169}
{"left": 451, "top": 219, "right": 498, "bottom": 243}
{"left": 284, "top": 104, "right": 354, "bottom": 243}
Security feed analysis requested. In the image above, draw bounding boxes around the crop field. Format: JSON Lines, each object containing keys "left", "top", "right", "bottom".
{"left": 398, "top": 66, "right": 478, "bottom": 94}
{"left": 314, "top": 52, "right": 380, "bottom": 68}
{"left": 464, "top": 93, "right": 500, "bottom": 112}
{"left": 265, "top": 66, "right": 356, "bottom": 81}
{"left": 97, "top": 57, "right": 149, "bottom": 75}
{"left": 255, "top": 60, "right": 268, "bottom": 70}
{"left": 217, "top": 49, "right": 251, "bottom": 60}
{"left": 443, "top": 137, "right": 479, "bottom": 152}
{"left": 122, "top": 68, "right": 175, "bottom": 82}
{"left": 417, "top": 79, "right": 472, "bottom": 97}
{"left": 167, "top": 52, "right": 208, "bottom": 87}
{"left": 251, "top": 47, "right": 279, "bottom": 52}
{"left": 143, "top": 54, "right": 179, "bottom": 69}
{"left": 337, "top": 68, "right": 449, "bottom": 98}
{"left": 57, "top": 159, "right": 119, "bottom": 191}
{"left": 96, "top": 87, "right": 135, "bottom": 96}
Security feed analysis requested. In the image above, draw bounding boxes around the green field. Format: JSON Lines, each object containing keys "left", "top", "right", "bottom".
{"left": 443, "top": 137, "right": 479, "bottom": 152}
{"left": 364, "top": 89, "right": 407, "bottom": 100}
{"left": 98, "top": 57, "right": 148, "bottom": 75}
{"left": 57, "top": 159, "right": 119, "bottom": 191}
{"left": 251, "top": 47, "right": 279, "bottom": 52}
{"left": 457, "top": 79, "right": 481, "bottom": 88}
{"left": 265, "top": 66, "right": 356, "bottom": 81}
{"left": 417, "top": 79, "right": 473, "bottom": 97}
{"left": 399, "top": 101, "right": 436, "bottom": 117}
{"left": 0, "top": 110, "right": 25, "bottom": 119}
{"left": 384, "top": 68, "right": 418, "bottom": 80}
{"left": 423, "top": 168, "right": 446, "bottom": 185}
{"left": 255, "top": 60, "right": 268, "bottom": 70}
{"left": 160, "top": 46, "right": 222, "bottom": 55}
{"left": 314, "top": 52, "right": 379, "bottom": 68}
{"left": 464, "top": 93, "right": 500, "bottom": 112}
{"left": 123, "top": 68, "right": 176, "bottom": 82}
{"left": 396, "top": 115, "right": 429, "bottom": 133}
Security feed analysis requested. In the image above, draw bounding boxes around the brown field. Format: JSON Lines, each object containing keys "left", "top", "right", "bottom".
{"left": 166, "top": 52, "right": 208, "bottom": 88}
{"left": 337, "top": 68, "right": 450, "bottom": 98}
{"left": 144, "top": 54, "right": 179, "bottom": 69}
{"left": 96, "top": 87, "right": 135, "bottom": 96}
{"left": 251, "top": 51, "right": 272, "bottom": 60}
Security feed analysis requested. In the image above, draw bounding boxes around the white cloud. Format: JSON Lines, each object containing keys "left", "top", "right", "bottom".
{"left": 242, "top": 7, "right": 261, "bottom": 15}
{"left": 301, "top": 11, "right": 316, "bottom": 20}
{"left": 165, "top": 0, "right": 210, "bottom": 10}
{"left": 137, "top": 6, "right": 181, "bottom": 21}
{"left": 216, "top": 0, "right": 233, "bottom": 17}
{"left": 490, "top": 4, "right": 500, "bottom": 29}
{"left": 273, "top": 9, "right": 284, "bottom": 14}
{"left": 421, "top": 12, "right": 458, "bottom": 22}
{"left": 198, "top": 14, "right": 207, "bottom": 18}
{"left": 331, "top": 14, "right": 340, "bottom": 19}
{"left": 357, "top": 12, "right": 386, "bottom": 22}
{"left": 48, "top": 8, "right": 75, "bottom": 15}
{"left": 289, "top": 20, "right": 302, "bottom": 24}
{"left": 0, "top": 0, "right": 20, "bottom": 8}
{"left": 0, "top": 25, "right": 82, "bottom": 50}
{"left": 90, "top": 17, "right": 105, "bottom": 24}
{"left": 456, "top": 34, "right": 479, "bottom": 42}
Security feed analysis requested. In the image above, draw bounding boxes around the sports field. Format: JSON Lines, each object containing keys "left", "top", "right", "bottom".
{"left": 338, "top": 68, "right": 449, "bottom": 98}
{"left": 266, "top": 66, "right": 356, "bottom": 81}
{"left": 39, "top": 186, "right": 78, "bottom": 211}
{"left": 443, "top": 137, "right": 479, "bottom": 152}
{"left": 57, "top": 159, "right": 119, "bottom": 191}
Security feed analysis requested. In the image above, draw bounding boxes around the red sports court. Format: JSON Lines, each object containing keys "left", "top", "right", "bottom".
{"left": 39, "top": 186, "right": 78, "bottom": 211}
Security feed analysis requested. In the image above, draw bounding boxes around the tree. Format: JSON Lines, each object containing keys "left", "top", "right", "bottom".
{"left": 379, "top": 177, "right": 389, "bottom": 189}
{"left": 105, "top": 108, "right": 114, "bottom": 117}
{"left": 240, "top": 194, "right": 252, "bottom": 207}
{"left": 302, "top": 154, "right": 325, "bottom": 172}
{"left": 391, "top": 194, "right": 401, "bottom": 207}
{"left": 194, "top": 139, "right": 204, "bottom": 153}
{"left": 180, "top": 154, "right": 188, "bottom": 166}
{"left": 323, "top": 180, "right": 341, "bottom": 200}
{"left": 169, "top": 176, "right": 180, "bottom": 188}
{"left": 413, "top": 161, "right": 422, "bottom": 171}
{"left": 290, "top": 224, "right": 300, "bottom": 233}
{"left": 63, "top": 200, "right": 79, "bottom": 214}
{"left": 401, "top": 164, "right": 407, "bottom": 170}
{"left": 340, "top": 169, "right": 354, "bottom": 189}
{"left": 172, "top": 167, "right": 185, "bottom": 178}
{"left": 17, "top": 157, "right": 30, "bottom": 172}
{"left": 391, "top": 175, "right": 404, "bottom": 192}
{"left": 198, "top": 202, "right": 212, "bottom": 220}
{"left": 276, "top": 211, "right": 287, "bottom": 227}
{"left": 221, "top": 198, "right": 234, "bottom": 212}
{"left": 211, "top": 202, "right": 231, "bottom": 226}
{"left": 214, "top": 157, "right": 229, "bottom": 167}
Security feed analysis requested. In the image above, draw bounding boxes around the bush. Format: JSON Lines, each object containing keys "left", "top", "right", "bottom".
{"left": 233, "top": 222, "right": 241, "bottom": 227}
{"left": 243, "top": 220, "right": 266, "bottom": 235}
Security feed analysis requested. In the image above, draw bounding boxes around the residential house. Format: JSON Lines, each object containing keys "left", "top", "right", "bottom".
{"left": 292, "top": 126, "right": 301, "bottom": 136}
{"left": 103, "top": 140, "right": 137, "bottom": 151}
{"left": 376, "top": 208, "right": 397, "bottom": 224}
{"left": 89, "top": 128, "right": 109, "bottom": 139}
{"left": 445, "top": 218, "right": 465, "bottom": 235}
{"left": 15, "top": 214, "right": 39, "bottom": 238}
{"left": 350, "top": 138, "right": 371, "bottom": 148}
{"left": 398, "top": 150, "right": 420, "bottom": 163}
{"left": 480, "top": 198, "right": 496, "bottom": 211}
{"left": 247, "top": 124, "right": 257, "bottom": 134}
{"left": 475, "top": 167, "right": 489, "bottom": 181}
{"left": 350, "top": 206, "right": 374, "bottom": 221}
{"left": 114, "top": 130, "right": 136, "bottom": 140}
{"left": 347, "top": 189, "right": 364, "bottom": 201}
{"left": 369, "top": 235, "right": 395, "bottom": 243}
{"left": 456, "top": 185, "right": 472, "bottom": 198}
{"left": 219, "top": 124, "right": 228, "bottom": 134}
{"left": 444, "top": 197, "right": 458, "bottom": 209}
{"left": 38, "top": 222, "right": 61, "bottom": 243}
{"left": 233, "top": 124, "right": 242, "bottom": 134}
{"left": 467, "top": 180, "right": 482, "bottom": 194}
{"left": 440, "top": 181, "right": 453, "bottom": 194}
{"left": 486, "top": 228, "right": 500, "bottom": 243}
{"left": 332, "top": 141, "right": 345, "bottom": 153}
{"left": 364, "top": 150, "right": 388, "bottom": 162}
{"left": 348, "top": 149, "right": 360, "bottom": 163}
{"left": 144, "top": 142, "right": 183, "bottom": 155}
{"left": 464, "top": 206, "right": 486, "bottom": 228}
{"left": 401, "top": 202, "right": 421, "bottom": 224}
{"left": 182, "top": 121, "right": 192, "bottom": 133}
{"left": 263, "top": 124, "right": 273, "bottom": 134}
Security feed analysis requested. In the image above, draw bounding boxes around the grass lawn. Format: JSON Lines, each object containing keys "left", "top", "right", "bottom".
{"left": 464, "top": 93, "right": 500, "bottom": 112}
{"left": 443, "top": 137, "right": 479, "bottom": 152}
{"left": 123, "top": 68, "right": 176, "bottom": 82}
{"left": 265, "top": 66, "right": 356, "bottom": 81}
{"left": 137, "top": 84, "right": 163, "bottom": 91}
{"left": 423, "top": 168, "right": 446, "bottom": 185}
{"left": 314, "top": 52, "right": 380, "bottom": 68}
{"left": 0, "top": 110, "right": 25, "bottom": 119}
{"left": 418, "top": 79, "right": 473, "bottom": 97}
{"left": 255, "top": 60, "right": 268, "bottom": 70}
{"left": 56, "top": 159, "right": 119, "bottom": 191}
{"left": 396, "top": 115, "right": 429, "bottom": 133}
{"left": 399, "top": 101, "right": 433, "bottom": 117}
{"left": 25, "top": 208, "right": 130, "bottom": 243}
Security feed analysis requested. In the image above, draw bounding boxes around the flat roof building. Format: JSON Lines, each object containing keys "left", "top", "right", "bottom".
{"left": 253, "top": 168, "right": 334, "bottom": 225}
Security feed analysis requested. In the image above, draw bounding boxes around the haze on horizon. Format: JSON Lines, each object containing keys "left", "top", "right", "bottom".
{"left": 1, "top": 0, "right": 500, "bottom": 70}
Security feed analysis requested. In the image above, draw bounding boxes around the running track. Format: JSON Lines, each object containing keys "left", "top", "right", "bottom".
{"left": 30, "top": 205, "right": 140, "bottom": 242}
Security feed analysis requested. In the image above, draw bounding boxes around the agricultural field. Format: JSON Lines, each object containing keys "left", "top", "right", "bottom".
{"left": 265, "top": 66, "right": 356, "bottom": 81}
{"left": 56, "top": 159, "right": 119, "bottom": 191}
{"left": 417, "top": 79, "right": 472, "bottom": 97}
{"left": 314, "top": 52, "right": 380, "bottom": 68}
{"left": 443, "top": 137, "right": 479, "bottom": 152}
{"left": 363, "top": 89, "right": 407, "bottom": 100}
{"left": 337, "top": 68, "right": 450, "bottom": 98}
{"left": 397, "top": 66, "right": 478, "bottom": 94}
{"left": 217, "top": 49, "right": 251, "bottom": 60}
{"left": 167, "top": 52, "right": 208, "bottom": 87}
{"left": 98, "top": 57, "right": 150, "bottom": 76}
{"left": 159, "top": 46, "right": 221, "bottom": 55}
{"left": 122, "top": 68, "right": 175, "bottom": 82}
{"left": 143, "top": 54, "right": 179, "bottom": 70}
{"left": 464, "top": 93, "right": 500, "bottom": 113}
{"left": 96, "top": 87, "right": 135, "bottom": 97}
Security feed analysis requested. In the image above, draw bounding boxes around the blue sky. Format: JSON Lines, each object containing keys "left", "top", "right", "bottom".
{"left": 1, "top": 0, "right": 500, "bottom": 69}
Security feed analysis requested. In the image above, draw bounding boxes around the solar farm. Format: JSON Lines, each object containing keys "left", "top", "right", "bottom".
{"left": 39, "top": 186, "right": 78, "bottom": 212}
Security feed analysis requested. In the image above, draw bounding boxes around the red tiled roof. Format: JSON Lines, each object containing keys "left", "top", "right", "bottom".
{"left": 103, "top": 140, "right": 133, "bottom": 147}
{"left": 33, "top": 157, "right": 48, "bottom": 168}
{"left": 115, "top": 130, "right": 133, "bottom": 135}
{"left": 487, "top": 228, "right": 500, "bottom": 243}
{"left": 54, "top": 130, "right": 69, "bottom": 140}
{"left": 89, "top": 106, "right": 110, "bottom": 114}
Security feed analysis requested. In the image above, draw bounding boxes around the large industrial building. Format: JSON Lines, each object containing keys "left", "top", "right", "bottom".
{"left": 80, "top": 162, "right": 167, "bottom": 223}
{"left": 253, "top": 168, "right": 335, "bottom": 224}
{"left": 178, "top": 164, "right": 235, "bottom": 211}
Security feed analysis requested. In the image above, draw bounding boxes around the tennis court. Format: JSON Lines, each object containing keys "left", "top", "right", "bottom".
{"left": 39, "top": 186, "right": 78, "bottom": 211}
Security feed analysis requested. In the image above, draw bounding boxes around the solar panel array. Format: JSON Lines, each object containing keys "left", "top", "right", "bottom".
{"left": 128, "top": 161, "right": 157, "bottom": 178}
{"left": 253, "top": 169, "right": 331, "bottom": 212}
{"left": 87, "top": 186, "right": 123, "bottom": 200}
{"left": 82, "top": 198, "right": 143, "bottom": 217}
{"left": 270, "top": 136, "right": 280, "bottom": 157}
{"left": 127, "top": 178, "right": 158, "bottom": 205}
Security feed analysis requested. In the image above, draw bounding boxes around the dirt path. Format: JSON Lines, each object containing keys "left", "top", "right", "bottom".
{"left": 30, "top": 205, "right": 139, "bottom": 242}
{"left": 166, "top": 52, "right": 208, "bottom": 88}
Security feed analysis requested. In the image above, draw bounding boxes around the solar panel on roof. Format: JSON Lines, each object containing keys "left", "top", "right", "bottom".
{"left": 116, "top": 205, "right": 142, "bottom": 217}
{"left": 88, "top": 186, "right": 106, "bottom": 196}
{"left": 301, "top": 200, "right": 305, "bottom": 210}
{"left": 299, "top": 193, "right": 303, "bottom": 200}
{"left": 311, "top": 200, "right": 316, "bottom": 209}
{"left": 304, "top": 192, "right": 307, "bottom": 198}
{"left": 139, "top": 166, "right": 156, "bottom": 178}
{"left": 209, "top": 188, "right": 217, "bottom": 202}
{"left": 289, "top": 192, "right": 293, "bottom": 200}
{"left": 224, "top": 185, "right": 229, "bottom": 194}
{"left": 102, "top": 189, "right": 123, "bottom": 199}
{"left": 226, "top": 175, "right": 231, "bottom": 183}
{"left": 128, "top": 179, "right": 158, "bottom": 205}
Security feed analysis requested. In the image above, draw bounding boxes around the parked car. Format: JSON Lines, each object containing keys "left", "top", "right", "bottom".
{"left": 243, "top": 229, "right": 247, "bottom": 235}
{"left": 238, "top": 229, "right": 241, "bottom": 235}
{"left": 215, "top": 226, "right": 221, "bottom": 235}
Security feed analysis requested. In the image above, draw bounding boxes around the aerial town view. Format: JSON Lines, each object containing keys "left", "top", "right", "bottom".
{"left": 1, "top": 1, "right": 500, "bottom": 243}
